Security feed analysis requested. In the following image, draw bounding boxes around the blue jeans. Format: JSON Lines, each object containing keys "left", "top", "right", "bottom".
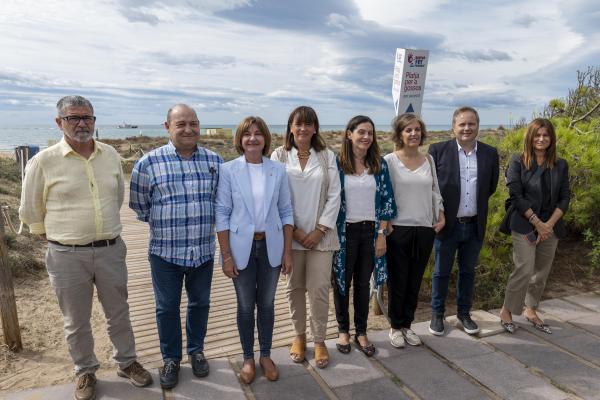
{"left": 431, "top": 222, "right": 483, "bottom": 316}
{"left": 233, "top": 239, "right": 281, "bottom": 359}
{"left": 149, "top": 254, "right": 213, "bottom": 363}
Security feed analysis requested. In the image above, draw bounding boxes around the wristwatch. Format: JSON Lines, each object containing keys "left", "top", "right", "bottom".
{"left": 377, "top": 228, "right": 388, "bottom": 236}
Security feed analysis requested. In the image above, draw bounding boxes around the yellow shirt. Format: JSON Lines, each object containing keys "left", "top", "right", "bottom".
{"left": 19, "top": 138, "right": 124, "bottom": 245}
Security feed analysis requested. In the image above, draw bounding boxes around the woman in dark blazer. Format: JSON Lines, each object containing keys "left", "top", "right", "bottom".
{"left": 499, "top": 118, "right": 570, "bottom": 334}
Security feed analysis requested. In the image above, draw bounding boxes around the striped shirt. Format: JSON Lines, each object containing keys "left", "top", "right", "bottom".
{"left": 129, "top": 142, "right": 223, "bottom": 267}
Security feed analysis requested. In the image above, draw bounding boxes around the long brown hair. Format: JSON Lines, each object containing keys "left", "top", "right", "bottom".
{"left": 522, "top": 118, "right": 557, "bottom": 169}
{"left": 339, "top": 115, "right": 381, "bottom": 175}
{"left": 284, "top": 106, "right": 327, "bottom": 151}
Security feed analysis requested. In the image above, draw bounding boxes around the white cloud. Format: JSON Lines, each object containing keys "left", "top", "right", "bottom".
{"left": 0, "top": 0, "right": 597, "bottom": 127}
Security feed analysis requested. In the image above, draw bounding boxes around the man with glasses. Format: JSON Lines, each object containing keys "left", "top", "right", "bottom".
{"left": 19, "top": 95, "right": 153, "bottom": 400}
{"left": 129, "top": 104, "right": 223, "bottom": 389}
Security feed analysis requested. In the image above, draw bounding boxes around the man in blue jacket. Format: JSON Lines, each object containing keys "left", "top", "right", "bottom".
{"left": 428, "top": 106, "right": 499, "bottom": 336}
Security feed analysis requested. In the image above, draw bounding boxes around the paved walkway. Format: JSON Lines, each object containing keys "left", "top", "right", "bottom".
{"left": 6, "top": 291, "right": 600, "bottom": 399}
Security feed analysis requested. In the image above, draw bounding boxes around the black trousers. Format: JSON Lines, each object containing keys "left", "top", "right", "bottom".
{"left": 333, "top": 221, "right": 375, "bottom": 335}
{"left": 386, "top": 225, "right": 435, "bottom": 329}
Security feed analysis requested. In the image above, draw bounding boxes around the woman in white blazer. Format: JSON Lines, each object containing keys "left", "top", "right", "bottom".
{"left": 216, "top": 116, "right": 294, "bottom": 384}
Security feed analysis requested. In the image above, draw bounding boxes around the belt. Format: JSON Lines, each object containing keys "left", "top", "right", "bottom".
{"left": 48, "top": 237, "right": 119, "bottom": 248}
{"left": 253, "top": 232, "right": 266, "bottom": 241}
{"left": 456, "top": 216, "right": 477, "bottom": 224}
{"left": 346, "top": 221, "right": 375, "bottom": 226}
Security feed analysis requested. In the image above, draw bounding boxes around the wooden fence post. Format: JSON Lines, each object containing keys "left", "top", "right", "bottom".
{"left": 0, "top": 209, "right": 23, "bottom": 351}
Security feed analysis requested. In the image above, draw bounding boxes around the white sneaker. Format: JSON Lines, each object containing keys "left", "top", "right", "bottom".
{"left": 401, "top": 328, "right": 422, "bottom": 346}
{"left": 389, "top": 329, "right": 405, "bottom": 348}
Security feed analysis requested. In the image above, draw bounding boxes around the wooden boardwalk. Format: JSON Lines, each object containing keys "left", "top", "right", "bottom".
{"left": 120, "top": 193, "right": 338, "bottom": 368}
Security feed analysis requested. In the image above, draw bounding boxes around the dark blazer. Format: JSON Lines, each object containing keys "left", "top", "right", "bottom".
{"left": 506, "top": 154, "right": 570, "bottom": 238}
{"left": 428, "top": 139, "right": 499, "bottom": 240}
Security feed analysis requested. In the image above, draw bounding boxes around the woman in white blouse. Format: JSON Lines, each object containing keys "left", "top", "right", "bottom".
{"left": 332, "top": 115, "right": 396, "bottom": 357}
{"left": 271, "top": 106, "right": 341, "bottom": 369}
{"left": 384, "top": 113, "right": 445, "bottom": 348}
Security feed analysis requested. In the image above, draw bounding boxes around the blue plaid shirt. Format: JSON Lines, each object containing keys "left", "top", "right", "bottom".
{"left": 129, "top": 142, "right": 223, "bottom": 267}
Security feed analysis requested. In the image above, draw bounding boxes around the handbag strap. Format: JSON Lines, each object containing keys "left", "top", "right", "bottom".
{"left": 426, "top": 154, "right": 438, "bottom": 219}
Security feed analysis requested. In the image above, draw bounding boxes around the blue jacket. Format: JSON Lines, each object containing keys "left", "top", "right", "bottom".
{"left": 216, "top": 156, "right": 294, "bottom": 269}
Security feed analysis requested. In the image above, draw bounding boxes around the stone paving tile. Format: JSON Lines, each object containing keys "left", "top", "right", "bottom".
{"left": 539, "top": 298, "right": 598, "bottom": 322}
{"left": 412, "top": 322, "right": 568, "bottom": 399}
{"left": 483, "top": 329, "right": 600, "bottom": 400}
{"left": 169, "top": 359, "right": 244, "bottom": 400}
{"left": 507, "top": 313, "right": 600, "bottom": 367}
{"left": 334, "top": 377, "right": 410, "bottom": 400}
{"left": 570, "top": 314, "right": 600, "bottom": 337}
{"left": 564, "top": 292, "right": 600, "bottom": 313}
{"left": 412, "top": 321, "right": 494, "bottom": 360}
{"left": 306, "top": 338, "right": 383, "bottom": 389}
{"left": 5, "top": 370, "right": 163, "bottom": 400}
{"left": 377, "top": 345, "right": 490, "bottom": 399}
{"left": 455, "top": 352, "right": 569, "bottom": 400}
{"left": 251, "top": 374, "right": 329, "bottom": 400}
{"left": 233, "top": 347, "right": 329, "bottom": 400}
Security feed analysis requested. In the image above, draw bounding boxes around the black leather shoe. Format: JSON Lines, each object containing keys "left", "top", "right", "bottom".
{"left": 458, "top": 314, "right": 480, "bottom": 335}
{"left": 429, "top": 313, "right": 445, "bottom": 336}
{"left": 160, "top": 360, "right": 180, "bottom": 389}
{"left": 189, "top": 352, "right": 210, "bottom": 378}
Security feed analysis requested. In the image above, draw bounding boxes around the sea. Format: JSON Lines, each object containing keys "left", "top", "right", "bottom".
{"left": 0, "top": 124, "right": 500, "bottom": 152}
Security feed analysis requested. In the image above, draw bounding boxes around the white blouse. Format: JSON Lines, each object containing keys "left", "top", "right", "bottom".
{"left": 344, "top": 171, "right": 376, "bottom": 223}
{"left": 385, "top": 153, "right": 443, "bottom": 227}
{"left": 271, "top": 147, "right": 341, "bottom": 250}
{"left": 247, "top": 162, "right": 266, "bottom": 232}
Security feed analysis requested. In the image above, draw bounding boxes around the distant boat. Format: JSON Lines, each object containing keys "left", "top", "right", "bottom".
{"left": 118, "top": 122, "right": 138, "bottom": 129}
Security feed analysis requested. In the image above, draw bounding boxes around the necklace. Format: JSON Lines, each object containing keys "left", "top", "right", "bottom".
{"left": 297, "top": 149, "right": 310, "bottom": 160}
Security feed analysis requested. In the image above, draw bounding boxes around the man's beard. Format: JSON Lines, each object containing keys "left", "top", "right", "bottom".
{"left": 70, "top": 130, "right": 93, "bottom": 143}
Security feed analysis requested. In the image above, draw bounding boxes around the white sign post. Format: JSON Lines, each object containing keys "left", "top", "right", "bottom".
{"left": 392, "top": 48, "right": 429, "bottom": 116}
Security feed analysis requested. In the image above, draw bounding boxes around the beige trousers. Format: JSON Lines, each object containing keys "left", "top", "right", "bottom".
{"left": 45, "top": 237, "right": 137, "bottom": 376}
{"left": 286, "top": 250, "right": 333, "bottom": 342}
{"left": 503, "top": 232, "right": 559, "bottom": 315}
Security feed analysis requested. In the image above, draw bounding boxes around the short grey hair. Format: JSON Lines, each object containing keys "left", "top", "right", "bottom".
{"left": 166, "top": 103, "right": 196, "bottom": 123}
{"left": 56, "top": 96, "right": 94, "bottom": 116}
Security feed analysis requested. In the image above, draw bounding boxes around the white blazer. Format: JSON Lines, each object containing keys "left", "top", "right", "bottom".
{"left": 215, "top": 156, "right": 294, "bottom": 269}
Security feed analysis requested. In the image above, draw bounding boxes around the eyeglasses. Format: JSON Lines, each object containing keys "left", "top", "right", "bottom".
{"left": 61, "top": 115, "right": 96, "bottom": 125}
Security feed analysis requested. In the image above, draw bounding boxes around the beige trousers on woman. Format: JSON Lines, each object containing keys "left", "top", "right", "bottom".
{"left": 287, "top": 249, "right": 333, "bottom": 342}
{"left": 503, "top": 232, "right": 559, "bottom": 315}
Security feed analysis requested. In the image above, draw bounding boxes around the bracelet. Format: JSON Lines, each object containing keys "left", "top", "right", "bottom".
{"left": 528, "top": 214, "right": 538, "bottom": 223}
{"left": 222, "top": 256, "right": 232, "bottom": 263}
{"left": 315, "top": 225, "right": 328, "bottom": 234}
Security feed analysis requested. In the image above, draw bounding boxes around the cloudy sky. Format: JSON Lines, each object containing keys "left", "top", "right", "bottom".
{"left": 0, "top": 0, "right": 598, "bottom": 126}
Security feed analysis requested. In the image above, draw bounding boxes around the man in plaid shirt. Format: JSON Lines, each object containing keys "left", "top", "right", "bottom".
{"left": 129, "top": 104, "right": 223, "bottom": 389}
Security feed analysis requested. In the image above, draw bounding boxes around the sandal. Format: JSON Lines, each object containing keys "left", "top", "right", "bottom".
{"left": 289, "top": 336, "right": 306, "bottom": 363}
{"left": 354, "top": 334, "right": 376, "bottom": 357}
{"left": 500, "top": 320, "right": 517, "bottom": 334}
{"left": 336, "top": 333, "right": 351, "bottom": 354}
{"left": 314, "top": 343, "right": 329, "bottom": 369}
{"left": 526, "top": 317, "right": 552, "bottom": 334}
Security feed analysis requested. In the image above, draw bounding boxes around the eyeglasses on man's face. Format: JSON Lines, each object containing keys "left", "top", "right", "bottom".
{"left": 61, "top": 115, "right": 96, "bottom": 125}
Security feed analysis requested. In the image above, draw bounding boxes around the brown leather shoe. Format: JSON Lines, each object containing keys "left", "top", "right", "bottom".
{"left": 74, "top": 373, "right": 97, "bottom": 400}
{"left": 239, "top": 359, "right": 256, "bottom": 384}
{"left": 117, "top": 361, "right": 153, "bottom": 387}
{"left": 259, "top": 357, "right": 279, "bottom": 381}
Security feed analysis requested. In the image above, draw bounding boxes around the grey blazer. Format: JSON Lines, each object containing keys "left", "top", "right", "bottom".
{"left": 506, "top": 154, "right": 570, "bottom": 238}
